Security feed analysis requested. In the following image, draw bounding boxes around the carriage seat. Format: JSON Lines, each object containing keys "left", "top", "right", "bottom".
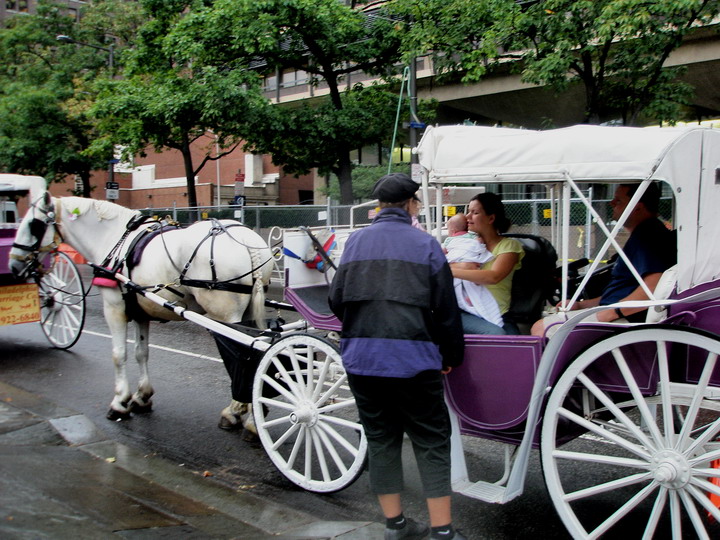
{"left": 504, "top": 234, "right": 558, "bottom": 332}
{"left": 645, "top": 264, "right": 678, "bottom": 323}
{"left": 283, "top": 285, "right": 341, "bottom": 332}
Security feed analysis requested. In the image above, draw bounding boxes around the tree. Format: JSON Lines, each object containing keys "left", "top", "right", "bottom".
{"left": 515, "top": 0, "right": 720, "bottom": 125}
{"left": 167, "top": 0, "right": 407, "bottom": 204}
{"left": 90, "top": 0, "right": 269, "bottom": 209}
{"left": 0, "top": 0, "right": 143, "bottom": 197}
{"left": 392, "top": 0, "right": 720, "bottom": 125}
{"left": 0, "top": 2, "right": 101, "bottom": 195}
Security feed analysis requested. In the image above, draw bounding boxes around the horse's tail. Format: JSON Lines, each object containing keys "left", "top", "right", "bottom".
{"left": 249, "top": 245, "right": 268, "bottom": 330}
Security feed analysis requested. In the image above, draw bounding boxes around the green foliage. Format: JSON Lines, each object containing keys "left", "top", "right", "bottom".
{"left": 90, "top": 1, "right": 270, "bottom": 207}
{"left": 390, "top": 0, "right": 514, "bottom": 81}
{"left": 166, "top": 0, "right": 407, "bottom": 204}
{"left": 513, "top": 0, "right": 720, "bottom": 124}
{"left": 0, "top": 2, "right": 102, "bottom": 189}
{"left": 246, "top": 83, "right": 400, "bottom": 177}
{"left": 324, "top": 163, "right": 411, "bottom": 202}
{"left": 391, "top": 0, "right": 720, "bottom": 125}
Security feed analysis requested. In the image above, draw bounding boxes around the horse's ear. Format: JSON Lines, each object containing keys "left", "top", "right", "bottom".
{"left": 43, "top": 191, "right": 51, "bottom": 207}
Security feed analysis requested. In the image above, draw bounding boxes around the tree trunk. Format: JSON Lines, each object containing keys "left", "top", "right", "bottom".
{"left": 180, "top": 135, "right": 199, "bottom": 216}
{"left": 321, "top": 70, "right": 355, "bottom": 204}
{"left": 80, "top": 169, "right": 92, "bottom": 198}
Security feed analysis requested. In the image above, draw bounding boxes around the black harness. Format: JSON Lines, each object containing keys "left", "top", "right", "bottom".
{"left": 99, "top": 215, "right": 271, "bottom": 299}
{"left": 177, "top": 221, "right": 270, "bottom": 295}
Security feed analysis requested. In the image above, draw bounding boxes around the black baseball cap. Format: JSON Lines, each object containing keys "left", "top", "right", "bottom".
{"left": 371, "top": 173, "right": 419, "bottom": 203}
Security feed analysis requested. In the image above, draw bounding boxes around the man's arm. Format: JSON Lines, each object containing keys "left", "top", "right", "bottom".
{"left": 595, "top": 272, "right": 662, "bottom": 322}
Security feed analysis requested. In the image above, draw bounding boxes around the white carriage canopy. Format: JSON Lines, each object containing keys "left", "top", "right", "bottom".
{"left": 0, "top": 174, "right": 47, "bottom": 199}
{"left": 416, "top": 124, "right": 720, "bottom": 294}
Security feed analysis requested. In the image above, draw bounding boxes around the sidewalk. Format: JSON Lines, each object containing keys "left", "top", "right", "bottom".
{"left": 0, "top": 381, "right": 383, "bottom": 539}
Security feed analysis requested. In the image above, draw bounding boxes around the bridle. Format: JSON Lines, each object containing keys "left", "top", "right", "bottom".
{"left": 10, "top": 195, "right": 63, "bottom": 264}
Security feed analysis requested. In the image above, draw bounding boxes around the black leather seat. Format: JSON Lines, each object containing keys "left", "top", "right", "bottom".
{"left": 504, "top": 234, "right": 558, "bottom": 326}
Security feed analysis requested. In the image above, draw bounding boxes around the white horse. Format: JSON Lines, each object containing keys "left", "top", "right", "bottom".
{"left": 9, "top": 192, "right": 272, "bottom": 432}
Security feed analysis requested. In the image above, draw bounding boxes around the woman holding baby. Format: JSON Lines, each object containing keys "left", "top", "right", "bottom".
{"left": 450, "top": 192, "right": 524, "bottom": 335}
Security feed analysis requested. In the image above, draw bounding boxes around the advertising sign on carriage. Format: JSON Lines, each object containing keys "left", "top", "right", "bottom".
{"left": 0, "top": 283, "right": 40, "bottom": 326}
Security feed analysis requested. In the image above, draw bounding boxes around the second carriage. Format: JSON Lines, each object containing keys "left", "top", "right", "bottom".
{"left": 0, "top": 174, "right": 86, "bottom": 348}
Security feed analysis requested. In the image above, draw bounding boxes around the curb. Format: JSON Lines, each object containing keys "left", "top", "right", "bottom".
{"left": 0, "top": 381, "right": 383, "bottom": 539}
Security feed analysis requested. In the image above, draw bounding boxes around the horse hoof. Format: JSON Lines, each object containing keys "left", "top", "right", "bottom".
{"left": 107, "top": 409, "right": 131, "bottom": 421}
{"left": 130, "top": 401, "right": 153, "bottom": 414}
{"left": 218, "top": 417, "right": 242, "bottom": 431}
{"left": 242, "top": 429, "right": 259, "bottom": 442}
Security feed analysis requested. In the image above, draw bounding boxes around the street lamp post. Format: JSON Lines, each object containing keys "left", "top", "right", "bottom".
{"left": 56, "top": 35, "right": 116, "bottom": 196}
{"left": 56, "top": 35, "right": 114, "bottom": 70}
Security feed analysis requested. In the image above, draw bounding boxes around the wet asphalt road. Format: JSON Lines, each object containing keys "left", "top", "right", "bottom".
{"left": 0, "top": 270, "right": 573, "bottom": 539}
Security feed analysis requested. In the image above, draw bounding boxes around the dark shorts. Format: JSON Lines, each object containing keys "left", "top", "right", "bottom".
{"left": 347, "top": 370, "right": 452, "bottom": 498}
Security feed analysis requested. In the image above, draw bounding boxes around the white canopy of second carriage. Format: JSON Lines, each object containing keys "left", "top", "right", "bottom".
{"left": 0, "top": 174, "right": 47, "bottom": 200}
{"left": 416, "top": 124, "right": 720, "bottom": 293}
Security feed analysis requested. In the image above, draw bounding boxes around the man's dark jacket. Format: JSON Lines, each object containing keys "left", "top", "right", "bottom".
{"left": 328, "top": 208, "right": 464, "bottom": 377}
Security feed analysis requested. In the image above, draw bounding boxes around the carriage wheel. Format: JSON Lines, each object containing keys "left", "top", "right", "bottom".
{"left": 252, "top": 334, "right": 367, "bottom": 493}
{"left": 37, "top": 251, "right": 86, "bottom": 349}
{"left": 541, "top": 326, "right": 720, "bottom": 539}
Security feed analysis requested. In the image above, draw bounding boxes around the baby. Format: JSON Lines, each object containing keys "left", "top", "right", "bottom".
{"left": 444, "top": 213, "right": 503, "bottom": 327}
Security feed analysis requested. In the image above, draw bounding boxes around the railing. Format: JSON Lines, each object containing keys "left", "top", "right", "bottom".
{"left": 138, "top": 194, "right": 673, "bottom": 266}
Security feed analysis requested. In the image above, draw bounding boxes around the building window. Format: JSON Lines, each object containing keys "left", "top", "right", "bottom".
{"left": 279, "top": 69, "right": 309, "bottom": 88}
{"left": 298, "top": 190, "right": 314, "bottom": 204}
{"left": 6, "top": 1, "right": 17, "bottom": 10}
{"left": 264, "top": 74, "right": 278, "bottom": 91}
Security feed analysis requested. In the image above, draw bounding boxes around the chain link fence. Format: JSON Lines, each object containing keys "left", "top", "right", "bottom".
{"left": 140, "top": 192, "right": 673, "bottom": 271}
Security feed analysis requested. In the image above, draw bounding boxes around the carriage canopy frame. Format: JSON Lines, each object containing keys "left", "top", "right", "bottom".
{"left": 416, "top": 124, "right": 720, "bottom": 296}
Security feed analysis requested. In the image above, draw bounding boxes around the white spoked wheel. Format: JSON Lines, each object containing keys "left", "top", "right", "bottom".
{"left": 541, "top": 326, "right": 720, "bottom": 539}
{"left": 37, "top": 251, "right": 86, "bottom": 349}
{"left": 252, "top": 334, "right": 367, "bottom": 493}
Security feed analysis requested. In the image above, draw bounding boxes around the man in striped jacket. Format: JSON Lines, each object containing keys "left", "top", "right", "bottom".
{"left": 329, "top": 173, "right": 466, "bottom": 540}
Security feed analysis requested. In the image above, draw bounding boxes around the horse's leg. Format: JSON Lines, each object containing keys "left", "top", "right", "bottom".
{"left": 242, "top": 404, "right": 257, "bottom": 436}
{"left": 219, "top": 399, "right": 249, "bottom": 431}
{"left": 104, "top": 300, "right": 133, "bottom": 421}
{"left": 130, "top": 319, "right": 154, "bottom": 413}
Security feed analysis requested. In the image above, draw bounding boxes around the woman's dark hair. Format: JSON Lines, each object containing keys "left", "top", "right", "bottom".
{"left": 471, "top": 192, "right": 511, "bottom": 234}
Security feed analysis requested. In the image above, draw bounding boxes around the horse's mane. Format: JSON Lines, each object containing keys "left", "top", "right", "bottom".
{"left": 59, "top": 196, "right": 139, "bottom": 223}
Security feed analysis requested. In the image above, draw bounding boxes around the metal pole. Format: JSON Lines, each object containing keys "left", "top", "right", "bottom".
{"left": 215, "top": 134, "right": 221, "bottom": 208}
{"left": 409, "top": 56, "right": 418, "bottom": 166}
{"left": 585, "top": 186, "right": 593, "bottom": 260}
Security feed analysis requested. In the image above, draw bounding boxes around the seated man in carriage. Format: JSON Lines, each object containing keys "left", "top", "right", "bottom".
{"left": 531, "top": 182, "right": 676, "bottom": 337}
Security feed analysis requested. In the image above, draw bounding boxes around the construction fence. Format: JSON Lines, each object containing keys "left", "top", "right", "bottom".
{"left": 140, "top": 193, "right": 672, "bottom": 265}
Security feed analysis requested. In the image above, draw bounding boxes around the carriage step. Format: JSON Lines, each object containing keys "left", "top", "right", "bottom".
{"left": 453, "top": 480, "right": 508, "bottom": 504}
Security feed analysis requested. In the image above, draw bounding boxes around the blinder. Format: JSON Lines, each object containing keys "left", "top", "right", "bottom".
{"left": 12, "top": 196, "right": 58, "bottom": 254}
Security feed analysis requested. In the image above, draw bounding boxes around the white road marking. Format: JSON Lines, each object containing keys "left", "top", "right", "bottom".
{"left": 81, "top": 329, "right": 223, "bottom": 363}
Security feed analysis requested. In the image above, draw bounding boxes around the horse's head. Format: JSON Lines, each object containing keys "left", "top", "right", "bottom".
{"left": 9, "top": 191, "right": 59, "bottom": 279}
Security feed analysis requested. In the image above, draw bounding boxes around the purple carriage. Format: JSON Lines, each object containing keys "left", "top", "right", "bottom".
{"left": 1, "top": 174, "right": 86, "bottom": 348}
{"left": 252, "top": 125, "right": 720, "bottom": 539}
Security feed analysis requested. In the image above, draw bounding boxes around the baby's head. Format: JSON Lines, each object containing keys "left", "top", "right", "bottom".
{"left": 447, "top": 213, "right": 468, "bottom": 235}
